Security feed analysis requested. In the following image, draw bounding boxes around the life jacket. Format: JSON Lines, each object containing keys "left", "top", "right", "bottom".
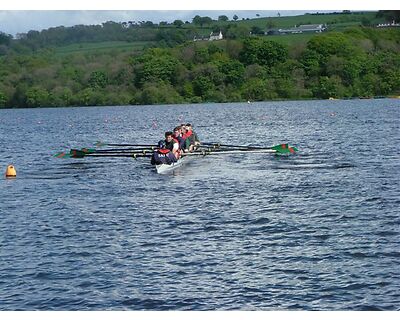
{"left": 158, "top": 148, "right": 171, "bottom": 154}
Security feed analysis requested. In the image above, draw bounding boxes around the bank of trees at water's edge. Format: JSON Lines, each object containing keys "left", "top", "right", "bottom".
{"left": 0, "top": 26, "right": 399, "bottom": 107}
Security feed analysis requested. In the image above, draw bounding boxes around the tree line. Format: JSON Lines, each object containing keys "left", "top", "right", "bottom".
{"left": 0, "top": 26, "right": 399, "bottom": 108}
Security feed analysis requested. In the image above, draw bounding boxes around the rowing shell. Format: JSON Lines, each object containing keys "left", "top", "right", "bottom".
{"left": 155, "top": 157, "right": 186, "bottom": 174}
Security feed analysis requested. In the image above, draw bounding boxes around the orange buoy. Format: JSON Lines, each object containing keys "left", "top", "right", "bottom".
{"left": 5, "top": 165, "right": 16, "bottom": 178}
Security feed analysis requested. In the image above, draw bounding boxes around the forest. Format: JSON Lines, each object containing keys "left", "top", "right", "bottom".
{"left": 0, "top": 11, "right": 399, "bottom": 108}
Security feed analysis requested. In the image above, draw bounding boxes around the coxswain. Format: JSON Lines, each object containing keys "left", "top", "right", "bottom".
{"left": 151, "top": 140, "right": 177, "bottom": 165}
{"left": 165, "top": 131, "right": 181, "bottom": 159}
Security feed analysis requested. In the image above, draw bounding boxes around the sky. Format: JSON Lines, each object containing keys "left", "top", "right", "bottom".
{"left": 0, "top": 1, "right": 395, "bottom": 36}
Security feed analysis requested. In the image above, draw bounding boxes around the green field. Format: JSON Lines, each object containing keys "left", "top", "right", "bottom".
{"left": 264, "top": 33, "right": 317, "bottom": 46}
{"left": 229, "top": 11, "right": 381, "bottom": 29}
{"left": 184, "top": 11, "right": 382, "bottom": 32}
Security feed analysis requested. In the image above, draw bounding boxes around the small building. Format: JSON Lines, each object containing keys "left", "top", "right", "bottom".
{"left": 297, "top": 24, "right": 327, "bottom": 33}
{"left": 377, "top": 20, "right": 400, "bottom": 28}
{"left": 194, "top": 31, "right": 223, "bottom": 42}
{"left": 209, "top": 31, "right": 223, "bottom": 41}
{"left": 272, "top": 24, "right": 327, "bottom": 35}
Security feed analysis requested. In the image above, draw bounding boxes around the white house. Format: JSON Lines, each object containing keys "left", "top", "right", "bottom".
{"left": 209, "top": 31, "right": 223, "bottom": 41}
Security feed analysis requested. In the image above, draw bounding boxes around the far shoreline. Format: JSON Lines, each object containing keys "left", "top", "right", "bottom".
{"left": 1, "top": 96, "right": 399, "bottom": 110}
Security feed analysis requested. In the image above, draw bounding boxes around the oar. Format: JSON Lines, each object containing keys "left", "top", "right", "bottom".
{"left": 201, "top": 142, "right": 262, "bottom": 149}
{"left": 202, "top": 142, "right": 295, "bottom": 151}
{"left": 80, "top": 147, "right": 155, "bottom": 154}
{"left": 80, "top": 153, "right": 151, "bottom": 158}
{"left": 59, "top": 149, "right": 152, "bottom": 159}
{"left": 182, "top": 149, "right": 277, "bottom": 156}
{"left": 200, "top": 143, "right": 297, "bottom": 154}
{"left": 54, "top": 147, "right": 154, "bottom": 158}
{"left": 95, "top": 141, "right": 157, "bottom": 148}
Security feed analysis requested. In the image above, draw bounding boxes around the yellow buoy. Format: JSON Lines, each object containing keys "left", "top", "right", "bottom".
{"left": 5, "top": 165, "right": 16, "bottom": 178}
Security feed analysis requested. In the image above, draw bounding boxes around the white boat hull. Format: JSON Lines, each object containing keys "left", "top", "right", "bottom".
{"left": 155, "top": 157, "right": 185, "bottom": 174}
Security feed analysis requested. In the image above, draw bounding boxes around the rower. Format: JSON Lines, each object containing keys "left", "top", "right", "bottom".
{"left": 165, "top": 131, "right": 181, "bottom": 159}
{"left": 173, "top": 126, "right": 186, "bottom": 151}
{"left": 151, "top": 140, "right": 177, "bottom": 165}
{"left": 179, "top": 125, "right": 189, "bottom": 152}
{"left": 185, "top": 123, "right": 200, "bottom": 151}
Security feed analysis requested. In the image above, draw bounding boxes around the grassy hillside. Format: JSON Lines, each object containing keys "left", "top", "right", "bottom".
{"left": 190, "top": 11, "right": 382, "bottom": 30}
{"left": 263, "top": 33, "right": 316, "bottom": 46}
{"left": 49, "top": 12, "right": 386, "bottom": 56}
{"left": 228, "top": 11, "right": 381, "bottom": 29}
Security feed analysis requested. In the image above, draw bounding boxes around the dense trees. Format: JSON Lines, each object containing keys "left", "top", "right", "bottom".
{"left": 377, "top": 10, "right": 400, "bottom": 22}
{"left": 0, "top": 23, "right": 399, "bottom": 108}
{"left": 240, "top": 37, "right": 288, "bottom": 67}
{"left": 0, "top": 32, "right": 12, "bottom": 46}
{"left": 173, "top": 20, "right": 184, "bottom": 28}
{"left": 192, "top": 15, "right": 213, "bottom": 27}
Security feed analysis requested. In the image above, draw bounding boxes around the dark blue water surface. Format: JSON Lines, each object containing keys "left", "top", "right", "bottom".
{"left": 0, "top": 99, "right": 399, "bottom": 310}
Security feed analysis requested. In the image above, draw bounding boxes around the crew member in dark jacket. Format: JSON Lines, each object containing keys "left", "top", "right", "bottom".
{"left": 151, "top": 140, "right": 177, "bottom": 165}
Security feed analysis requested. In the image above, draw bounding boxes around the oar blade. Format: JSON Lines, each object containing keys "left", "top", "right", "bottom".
{"left": 69, "top": 149, "right": 86, "bottom": 158}
{"left": 272, "top": 144, "right": 298, "bottom": 155}
{"left": 54, "top": 152, "right": 72, "bottom": 159}
{"left": 81, "top": 148, "right": 97, "bottom": 154}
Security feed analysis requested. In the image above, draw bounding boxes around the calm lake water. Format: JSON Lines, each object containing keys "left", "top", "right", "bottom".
{"left": 0, "top": 99, "right": 399, "bottom": 310}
